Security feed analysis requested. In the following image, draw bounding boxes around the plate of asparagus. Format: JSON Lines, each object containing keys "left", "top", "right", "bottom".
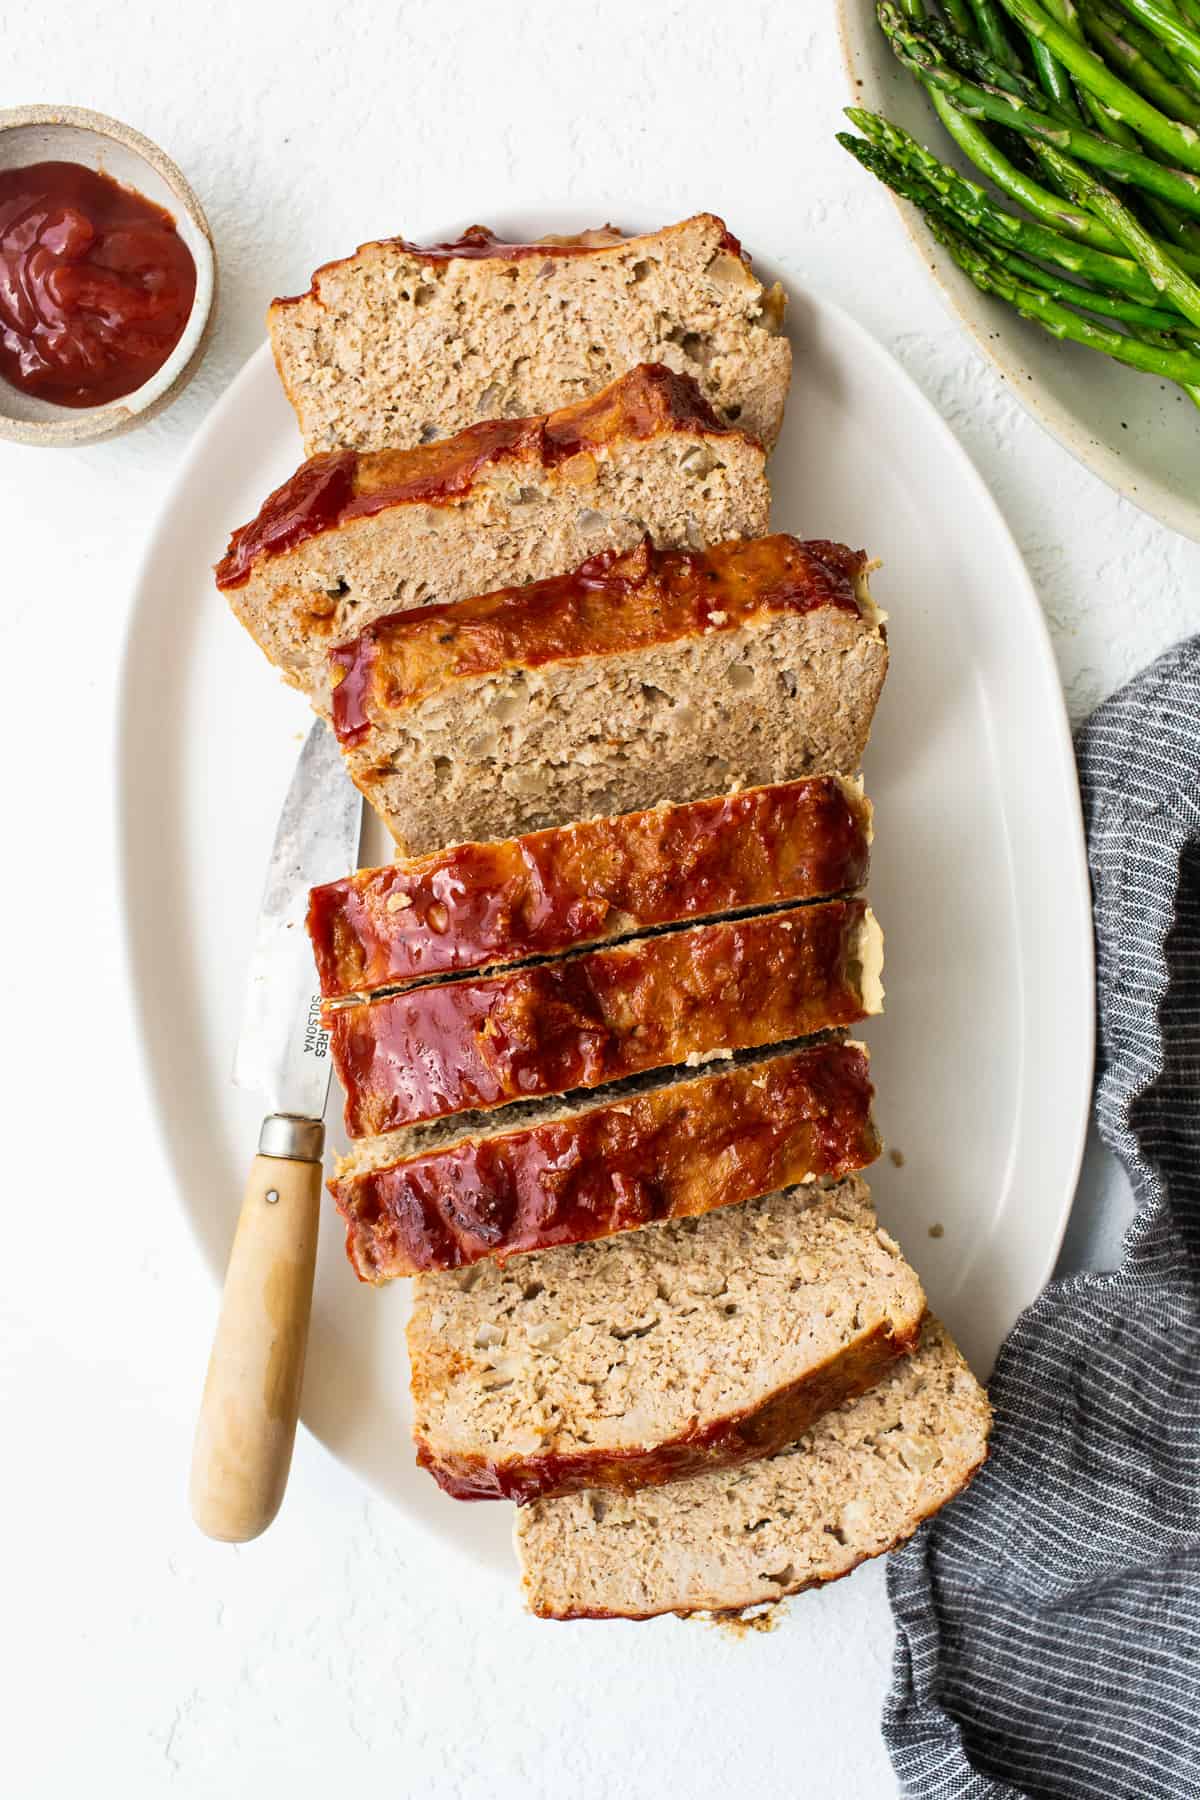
{"left": 839, "top": 0, "right": 1200, "bottom": 541}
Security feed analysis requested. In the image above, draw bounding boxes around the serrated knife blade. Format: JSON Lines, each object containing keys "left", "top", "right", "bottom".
{"left": 233, "top": 719, "right": 363, "bottom": 1120}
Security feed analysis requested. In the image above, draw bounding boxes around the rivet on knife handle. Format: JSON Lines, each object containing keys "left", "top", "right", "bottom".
{"left": 189, "top": 1115, "right": 324, "bottom": 1542}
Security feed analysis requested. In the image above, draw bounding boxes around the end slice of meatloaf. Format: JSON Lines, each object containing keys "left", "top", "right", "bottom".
{"left": 215, "top": 363, "right": 770, "bottom": 708}
{"left": 306, "top": 776, "right": 873, "bottom": 1003}
{"left": 515, "top": 1317, "right": 990, "bottom": 1616}
{"left": 268, "top": 214, "right": 791, "bottom": 455}
{"left": 327, "top": 899, "right": 883, "bottom": 1135}
{"left": 328, "top": 533, "right": 887, "bottom": 856}
{"left": 329, "top": 1038, "right": 881, "bottom": 1279}
{"left": 408, "top": 1177, "right": 925, "bottom": 1503}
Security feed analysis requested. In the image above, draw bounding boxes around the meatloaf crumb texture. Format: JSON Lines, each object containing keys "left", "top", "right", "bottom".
{"left": 515, "top": 1318, "right": 990, "bottom": 1617}
{"left": 306, "top": 777, "right": 873, "bottom": 1001}
{"left": 328, "top": 900, "right": 883, "bottom": 1135}
{"left": 409, "top": 1178, "right": 926, "bottom": 1502}
{"left": 330, "top": 1039, "right": 881, "bottom": 1278}
{"left": 332, "top": 535, "right": 887, "bottom": 855}
{"left": 268, "top": 214, "right": 791, "bottom": 455}
{"left": 216, "top": 364, "right": 770, "bottom": 707}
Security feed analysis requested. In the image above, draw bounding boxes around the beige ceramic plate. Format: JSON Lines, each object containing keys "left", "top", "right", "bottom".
{"left": 838, "top": 0, "right": 1200, "bottom": 543}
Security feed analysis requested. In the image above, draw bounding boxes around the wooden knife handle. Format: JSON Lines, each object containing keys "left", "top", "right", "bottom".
{"left": 189, "top": 1130, "right": 322, "bottom": 1542}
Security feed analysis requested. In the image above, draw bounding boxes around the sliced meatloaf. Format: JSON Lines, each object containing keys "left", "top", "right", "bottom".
{"left": 330, "top": 533, "right": 887, "bottom": 856}
{"left": 215, "top": 364, "right": 769, "bottom": 707}
{"left": 328, "top": 899, "right": 883, "bottom": 1136}
{"left": 268, "top": 215, "right": 791, "bottom": 455}
{"left": 409, "top": 1178, "right": 925, "bottom": 1502}
{"left": 515, "top": 1318, "right": 990, "bottom": 1617}
{"left": 307, "top": 777, "right": 873, "bottom": 1002}
{"left": 330, "top": 1039, "right": 880, "bottom": 1279}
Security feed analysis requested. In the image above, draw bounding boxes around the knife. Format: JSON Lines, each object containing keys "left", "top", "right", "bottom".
{"left": 190, "top": 721, "right": 363, "bottom": 1542}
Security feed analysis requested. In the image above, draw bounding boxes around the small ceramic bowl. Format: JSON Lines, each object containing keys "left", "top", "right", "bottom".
{"left": 0, "top": 105, "right": 216, "bottom": 446}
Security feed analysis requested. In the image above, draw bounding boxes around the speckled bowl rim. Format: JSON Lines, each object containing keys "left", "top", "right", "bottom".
{"left": 0, "top": 104, "right": 216, "bottom": 447}
{"left": 836, "top": 3, "right": 1200, "bottom": 545}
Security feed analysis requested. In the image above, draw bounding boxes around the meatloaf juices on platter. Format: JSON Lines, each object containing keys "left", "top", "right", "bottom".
{"left": 215, "top": 211, "right": 990, "bottom": 1616}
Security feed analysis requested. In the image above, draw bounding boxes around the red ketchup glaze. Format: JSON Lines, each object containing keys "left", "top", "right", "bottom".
{"left": 330, "top": 1041, "right": 880, "bottom": 1279}
{"left": 213, "top": 364, "right": 731, "bottom": 591}
{"left": 218, "top": 453, "right": 358, "bottom": 588}
{"left": 306, "top": 777, "right": 872, "bottom": 1001}
{"left": 329, "top": 901, "right": 871, "bottom": 1136}
{"left": 0, "top": 161, "right": 196, "bottom": 407}
{"left": 272, "top": 220, "right": 752, "bottom": 312}
{"left": 421, "top": 1317, "right": 920, "bottom": 1503}
{"left": 328, "top": 535, "right": 867, "bottom": 747}
{"left": 386, "top": 223, "right": 629, "bottom": 261}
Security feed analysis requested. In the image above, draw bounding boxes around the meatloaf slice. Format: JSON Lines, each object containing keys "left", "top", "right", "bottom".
{"left": 330, "top": 533, "right": 887, "bottom": 856}
{"left": 409, "top": 1178, "right": 925, "bottom": 1503}
{"left": 307, "top": 777, "right": 873, "bottom": 1003}
{"left": 328, "top": 899, "right": 883, "bottom": 1136}
{"left": 330, "top": 1038, "right": 880, "bottom": 1279}
{"left": 268, "top": 215, "right": 791, "bottom": 455}
{"left": 215, "top": 364, "right": 769, "bottom": 708}
{"left": 515, "top": 1317, "right": 990, "bottom": 1617}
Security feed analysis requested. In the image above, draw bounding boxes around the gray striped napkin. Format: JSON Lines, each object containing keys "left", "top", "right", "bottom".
{"left": 880, "top": 634, "right": 1200, "bottom": 1800}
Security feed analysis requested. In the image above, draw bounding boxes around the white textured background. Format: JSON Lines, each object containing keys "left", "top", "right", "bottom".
{"left": 3, "top": 5, "right": 1198, "bottom": 1797}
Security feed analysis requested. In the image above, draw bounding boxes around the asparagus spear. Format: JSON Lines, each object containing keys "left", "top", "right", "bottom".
{"left": 890, "top": 0, "right": 1122, "bottom": 240}
{"left": 839, "top": 126, "right": 1185, "bottom": 322}
{"left": 853, "top": 0, "right": 1200, "bottom": 409}
{"left": 840, "top": 129, "right": 1182, "bottom": 324}
{"left": 882, "top": 9, "right": 1172, "bottom": 240}
{"left": 993, "top": 0, "right": 1200, "bottom": 159}
{"left": 880, "top": 4, "right": 1200, "bottom": 205}
{"left": 999, "top": 243, "right": 1183, "bottom": 329}
{"left": 982, "top": 0, "right": 1091, "bottom": 110}
{"left": 1079, "top": 3, "right": 1200, "bottom": 123}
{"left": 846, "top": 104, "right": 1196, "bottom": 292}
{"left": 1107, "top": 0, "right": 1200, "bottom": 76}
{"left": 967, "top": 0, "right": 1023, "bottom": 63}
{"left": 1086, "top": 0, "right": 1200, "bottom": 88}
{"left": 893, "top": 1, "right": 1146, "bottom": 245}
{"left": 1036, "top": 140, "right": 1200, "bottom": 322}
{"left": 1065, "top": 2, "right": 1200, "bottom": 246}
{"left": 1029, "top": 36, "right": 1088, "bottom": 111}
{"left": 924, "top": 209, "right": 1200, "bottom": 380}
{"left": 1036, "top": 0, "right": 1157, "bottom": 149}
{"left": 922, "top": 12, "right": 1078, "bottom": 105}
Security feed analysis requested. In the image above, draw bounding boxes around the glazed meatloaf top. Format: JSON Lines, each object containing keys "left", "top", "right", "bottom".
{"left": 409, "top": 1178, "right": 926, "bottom": 1503}
{"left": 328, "top": 533, "right": 875, "bottom": 748}
{"left": 273, "top": 224, "right": 641, "bottom": 296}
{"left": 330, "top": 1039, "right": 881, "bottom": 1278}
{"left": 267, "top": 215, "right": 789, "bottom": 455}
{"left": 307, "top": 777, "right": 873, "bottom": 1002}
{"left": 215, "top": 363, "right": 744, "bottom": 591}
{"left": 328, "top": 899, "right": 883, "bottom": 1136}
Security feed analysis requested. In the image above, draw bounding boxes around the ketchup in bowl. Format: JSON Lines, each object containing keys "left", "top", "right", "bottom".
{"left": 0, "top": 160, "right": 197, "bottom": 408}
